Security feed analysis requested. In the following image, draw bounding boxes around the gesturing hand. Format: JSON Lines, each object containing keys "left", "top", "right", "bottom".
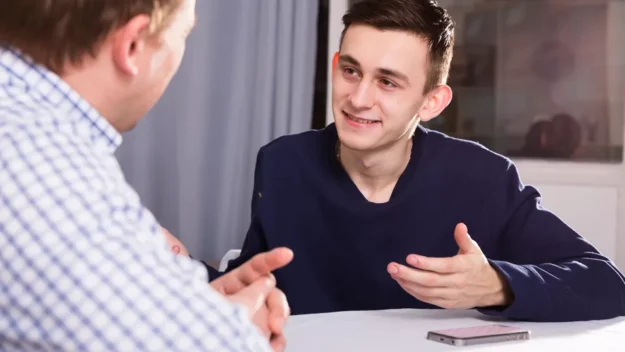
{"left": 387, "top": 223, "right": 512, "bottom": 309}
{"left": 211, "top": 248, "right": 293, "bottom": 352}
{"left": 226, "top": 275, "right": 288, "bottom": 351}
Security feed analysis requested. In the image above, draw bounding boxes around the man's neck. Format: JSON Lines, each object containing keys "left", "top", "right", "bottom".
{"left": 61, "top": 58, "right": 131, "bottom": 132}
{"left": 338, "top": 136, "right": 413, "bottom": 203}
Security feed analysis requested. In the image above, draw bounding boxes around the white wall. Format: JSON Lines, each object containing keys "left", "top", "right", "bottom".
{"left": 515, "top": 159, "right": 625, "bottom": 268}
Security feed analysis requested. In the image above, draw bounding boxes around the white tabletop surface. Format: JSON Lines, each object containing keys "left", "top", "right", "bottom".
{"left": 284, "top": 309, "right": 625, "bottom": 351}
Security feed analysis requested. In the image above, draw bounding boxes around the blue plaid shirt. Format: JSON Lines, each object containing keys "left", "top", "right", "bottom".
{"left": 0, "top": 48, "right": 271, "bottom": 351}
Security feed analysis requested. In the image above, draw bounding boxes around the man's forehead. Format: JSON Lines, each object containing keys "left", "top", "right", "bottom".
{"left": 340, "top": 25, "right": 429, "bottom": 74}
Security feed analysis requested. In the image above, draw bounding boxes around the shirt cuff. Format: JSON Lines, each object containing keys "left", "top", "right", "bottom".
{"left": 477, "top": 259, "right": 552, "bottom": 320}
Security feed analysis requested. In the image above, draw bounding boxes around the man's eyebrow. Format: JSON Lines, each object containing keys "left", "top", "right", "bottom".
{"left": 339, "top": 54, "right": 409, "bottom": 85}
{"left": 338, "top": 54, "right": 360, "bottom": 67}
{"left": 377, "top": 68, "right": 409, "bottom": 84}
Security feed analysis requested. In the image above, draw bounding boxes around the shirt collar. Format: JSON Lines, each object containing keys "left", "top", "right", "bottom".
{"left": 0, "top": 47, "right": 123, "bottom": 154}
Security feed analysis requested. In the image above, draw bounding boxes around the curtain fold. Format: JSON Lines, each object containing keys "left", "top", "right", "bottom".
{"left": 116, "top": 0, "right": 319, "bottom": 260}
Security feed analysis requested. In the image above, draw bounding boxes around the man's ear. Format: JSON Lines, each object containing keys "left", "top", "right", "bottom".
{"left": 418, "top": 85, "right": 453, "bottom": 122}
{"left": 111, "top": 14, "right": 152, "bottom": 77}
{"left": 331, "top": 51, "right": 339, "bottom": 79}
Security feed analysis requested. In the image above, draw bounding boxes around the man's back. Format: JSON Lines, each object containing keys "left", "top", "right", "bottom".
{"left": 0, "top": 48, "right": 270, "bottom": 352}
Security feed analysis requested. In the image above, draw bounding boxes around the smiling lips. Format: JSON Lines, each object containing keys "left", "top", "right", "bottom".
{"left": 343, "top": 110, "right": 381, "bottom": 126}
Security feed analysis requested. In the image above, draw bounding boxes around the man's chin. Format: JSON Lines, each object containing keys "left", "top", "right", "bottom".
{"left": 337, "top": 134, "right": 378, "bottom": 153}
{"left": 115, "top": 119, "right": 140, "bottom": 133}
{"left": 123, "top": 121, "right": 138, "bottom": 132}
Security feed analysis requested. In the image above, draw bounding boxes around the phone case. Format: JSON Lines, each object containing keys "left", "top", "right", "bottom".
{"left": 427, "top": 324, "right": 530, "bottom": 346}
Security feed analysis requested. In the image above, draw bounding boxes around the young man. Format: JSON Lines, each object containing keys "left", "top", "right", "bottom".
{"left": 0, "top": 1, "right": 292, "bottom": 351}
{"left": 220, "top": 0, "right": 625, "bottom": 322}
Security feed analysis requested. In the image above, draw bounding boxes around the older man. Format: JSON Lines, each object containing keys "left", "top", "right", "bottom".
{"left": 0, "top": 1, "right": 291, "bottom": 351}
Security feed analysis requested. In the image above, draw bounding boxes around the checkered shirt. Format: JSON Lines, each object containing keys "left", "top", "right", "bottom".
{"left": 0, "top": 47, "right": 271, "bottom": 352}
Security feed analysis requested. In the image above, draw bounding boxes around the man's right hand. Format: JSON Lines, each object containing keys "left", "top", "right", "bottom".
{"left": 210, "top": 248, "right": 293, "bottom": 352}
{"left": 227, "top": 275, "right": 287, "bottom": 350}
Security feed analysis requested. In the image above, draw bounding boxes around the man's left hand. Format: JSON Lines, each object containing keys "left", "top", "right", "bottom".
{"left": 211, "top": 248, "right": 293, "bottom": 352}
{"left": 387, "top": 223, "right": 513, "bottom": 309}
{"left": 161, "top": 227, "right": 190, "bottom": 256}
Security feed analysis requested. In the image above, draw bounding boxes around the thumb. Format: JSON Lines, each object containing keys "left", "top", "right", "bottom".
{"left": 454, "top": 223, "right": 480, "bottom": 254}
{"left": 229, "top": 276, "right": 275, "bottom": 318}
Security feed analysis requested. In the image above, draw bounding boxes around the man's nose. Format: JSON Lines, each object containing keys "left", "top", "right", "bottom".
{"left": 348, "top": 81, "right": 375, "bottom": 110}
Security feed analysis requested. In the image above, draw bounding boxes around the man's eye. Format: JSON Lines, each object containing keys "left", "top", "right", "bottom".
{"left": 344, "top": 67, "right": 358, "bottom": 76}
{"left": 380, "top": 79, "right": 397, "bottom": 88}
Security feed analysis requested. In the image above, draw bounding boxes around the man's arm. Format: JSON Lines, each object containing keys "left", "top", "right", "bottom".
{"left": 1, "top": 204, "right": 272, "bottom": 352}
{"left": 0, "top": 136, "right": 272, "bottom": 351}
{"left": 197, "top": 217, "right": 268, "bottom": 280}
{"left": 210, "top": 148, "right": 270, "bottom": 278}
{"left": 479, "top": 162, "right": 625, "bottom": 322}
{"left": 222, "top": 215, "right": 270, "bottom": 273}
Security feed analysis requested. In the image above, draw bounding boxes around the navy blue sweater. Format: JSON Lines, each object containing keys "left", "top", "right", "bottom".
{"left": 209, "top": 123, "right": 625, "bottom": 322}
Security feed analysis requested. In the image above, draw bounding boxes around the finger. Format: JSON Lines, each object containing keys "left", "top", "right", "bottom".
{"left": 161, "top": 227, "right": 190, "bottom": 256}
{"left": 454, "top": 223, "right": 481, "bottom": 254}
{"left": 402, "top": 255, "right": 467, "bottom": 274}
{"left": 229, "top": 276, "right": 276, "bottom": 317}
{"left": 177, "top": 244, "right": 190, "bottom": 257}
{"left": 162, "top": 228, "right": 176, "bottom": 247}
{"left": 219, "top": 248, "right": 293, "bottom": 294}
{"left": 266, "top": 289, "right": 290, "bottom": 334}
{"left": 269, "top": 313, "right": 286, "bottom": 337}
{"left": 270, "top": 334, "right": 287, "bottom": 352}
{"left": 252, "top": 305, "right": 271, "bottom": 339}
{"left": 387, "top": 263, "right": 460, "bottom": 287}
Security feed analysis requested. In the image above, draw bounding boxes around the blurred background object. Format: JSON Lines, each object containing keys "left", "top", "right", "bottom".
{"left": 430, "top": 0, "right": 623, "bottom": 163}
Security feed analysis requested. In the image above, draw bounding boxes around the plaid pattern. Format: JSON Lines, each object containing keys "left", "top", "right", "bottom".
{"left": 0, "top": 48, "right": 270, "bottom": 352}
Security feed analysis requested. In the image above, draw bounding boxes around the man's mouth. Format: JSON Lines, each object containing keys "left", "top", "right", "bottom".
{"left": 344, "top": 111, "right": 380, "bottom": 124}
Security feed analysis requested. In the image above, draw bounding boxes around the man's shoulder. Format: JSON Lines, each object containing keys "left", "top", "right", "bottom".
{"left": 260, "top": 127, "right": 329, "bottom": 155}
{"left": 256, "top": 126, "right": 332, "bottom": 169}
{"left": 420, "top": 126, "right": 514, "bottom": 176}
{"left": 0, "top": 114, "right": 155, "bottom": 236}
{"left": 0, "top": 101, "right": 69, "bottom": 144}
{"left": 252, "top": 126, "right": 334, "bottom": 187}
{"left": 0, "top": 111, "right": 73, "bottom": 164}
{"left": 0, "top": 112, "right": 125, "bottom": 200}
{"left": 0, "top": 114, "right": 43, "bottom": 161}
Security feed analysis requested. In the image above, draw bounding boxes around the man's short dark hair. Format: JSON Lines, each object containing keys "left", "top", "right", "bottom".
{"left": 341, "top": 0, "right": 455, "bottom": 93}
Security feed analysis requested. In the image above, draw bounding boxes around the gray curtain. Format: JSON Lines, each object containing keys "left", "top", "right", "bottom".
{"left": 116, "top": 0, "right": 319, "bottom": 261}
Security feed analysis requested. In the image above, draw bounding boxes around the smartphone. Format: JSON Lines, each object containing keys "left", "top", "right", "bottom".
{"left": 426, "top": 324, "right": 530, "bottom": 346}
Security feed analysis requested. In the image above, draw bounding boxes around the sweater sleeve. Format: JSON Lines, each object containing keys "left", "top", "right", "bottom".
{"left": 216, "top": 148, "right": 270, "bottom": 275}
{"left": 478, "top": 162, "right": 625, "bottom": 322}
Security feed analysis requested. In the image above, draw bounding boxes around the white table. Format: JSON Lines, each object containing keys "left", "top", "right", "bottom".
{"left": 284, "top": 309, "right": 625, "bottom": 351}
